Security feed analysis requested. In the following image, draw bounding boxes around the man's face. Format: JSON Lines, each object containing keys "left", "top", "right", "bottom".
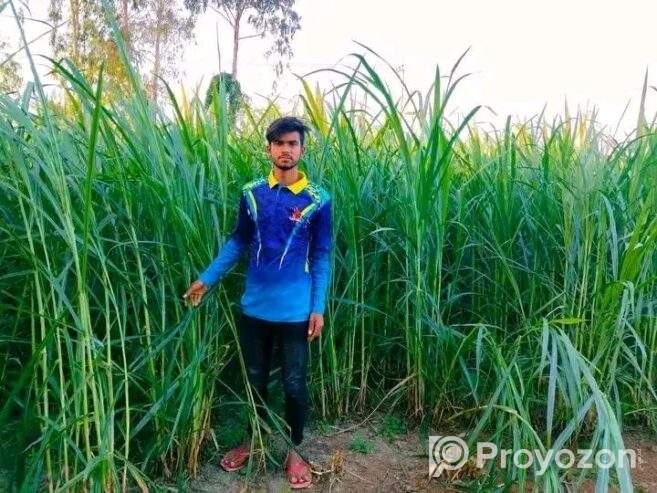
{"left": 267, "top": 131, "right": 305, "bottom": 170}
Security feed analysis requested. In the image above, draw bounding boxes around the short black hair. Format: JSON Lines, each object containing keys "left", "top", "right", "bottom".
{"left": 266, "top": 116, "right": 310, "bottom": 146}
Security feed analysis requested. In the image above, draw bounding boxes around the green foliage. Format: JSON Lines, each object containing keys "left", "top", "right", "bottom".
{"left": 47, "top": 0, "right": 195, "bottom": 99}
{"left": 311, "top": 418, "right": 333, "bottom": 435}
{"left": 0, "top": 5, "right": 23, "bottom": 96}
{"left": 183, "top": 0, "right": 300, "bottom": 78}
{"left": 0, "top": 10, "right": 655, "bottom": 492}
{"left": 134, "top": 0, "right": 196, "bottom": 101}
{"left": 205, "top": 72, "right": 243, "bottom": 121}
{"left": 349, "top": 432, "right": 374, "bottom": 454}
{"left": 379, "top": 416, "right": 406, "bottom": 441}
{"left": 48, "top": 0, "right": 111, "bottom": 77}
{"left": 0, "top": 37, "right": 22, "bottom": 94}
{"left": 216, "top": 422, "right": 248, "bottom": 449}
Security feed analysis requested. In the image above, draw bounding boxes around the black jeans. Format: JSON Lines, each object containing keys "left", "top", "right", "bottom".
{"left": 239, "top": 313, "right": 309, "bottom": 445}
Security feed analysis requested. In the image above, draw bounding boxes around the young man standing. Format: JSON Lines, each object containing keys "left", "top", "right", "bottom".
{"left": 183, "top": 117, "right": 331, "bottom": 489}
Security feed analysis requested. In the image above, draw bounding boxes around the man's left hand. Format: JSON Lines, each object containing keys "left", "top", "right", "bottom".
{"left": 307, "top": 313, "right": 324, "bottom": 341}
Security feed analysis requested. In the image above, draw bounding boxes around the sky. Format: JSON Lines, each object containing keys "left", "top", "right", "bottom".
{"left": 2, "top": 0, "right": 657, "bottom": 136}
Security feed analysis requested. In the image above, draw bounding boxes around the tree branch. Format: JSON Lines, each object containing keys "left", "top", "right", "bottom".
{"left": 210, "top": 5, "right": 234, "bottom": 26}
{"left": 239, "top": 31, "right": 265, "bottom": 41}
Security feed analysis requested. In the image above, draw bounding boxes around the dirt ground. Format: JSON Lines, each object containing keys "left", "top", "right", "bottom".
{"left": 180, "top": 421, "right": 657, "bottom": 493}
{"left": 187, "top": 420, "right": 444, "bottom": 493}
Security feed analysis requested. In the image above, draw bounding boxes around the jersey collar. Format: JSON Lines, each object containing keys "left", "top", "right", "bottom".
{"left": 267, "top": 170, "right": 308, "bottom": 195}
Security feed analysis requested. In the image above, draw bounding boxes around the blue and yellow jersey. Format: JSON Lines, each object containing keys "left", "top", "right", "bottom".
{"left": 199, "top": 170, "right": 332, "bottom": 322}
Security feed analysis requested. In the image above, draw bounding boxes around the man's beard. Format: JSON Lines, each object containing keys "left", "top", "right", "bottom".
{"left": 273, "top": 160, "right": 298, "bottom": 171}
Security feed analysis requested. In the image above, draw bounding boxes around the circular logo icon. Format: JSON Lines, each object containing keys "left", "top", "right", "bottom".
{"left": 431, "top": 436, "right": 469, "bottom": 476}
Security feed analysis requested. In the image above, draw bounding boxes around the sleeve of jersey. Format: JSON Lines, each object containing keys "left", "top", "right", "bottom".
{"left": 309, "top": 199, "right": 333, "bottom": 314}
{"left": 198, "top": 193, "right": 254, "bottom": 287}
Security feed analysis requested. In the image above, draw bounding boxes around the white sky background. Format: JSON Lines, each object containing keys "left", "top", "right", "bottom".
{"left": 2, "top": 0, "right": 657, "bottom": 136}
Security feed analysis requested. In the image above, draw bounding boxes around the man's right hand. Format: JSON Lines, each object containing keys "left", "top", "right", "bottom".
{"left": 183, "top": 280, "right": 208, "bottom": 307}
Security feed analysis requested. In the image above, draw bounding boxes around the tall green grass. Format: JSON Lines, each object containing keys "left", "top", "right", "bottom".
{"left": 1, "top": 2, "right": 656, "bottom": 491}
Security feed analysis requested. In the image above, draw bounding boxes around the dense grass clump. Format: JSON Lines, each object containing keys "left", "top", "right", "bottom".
{"left": 1, "top": 8, "right": 656, "bottom": 492}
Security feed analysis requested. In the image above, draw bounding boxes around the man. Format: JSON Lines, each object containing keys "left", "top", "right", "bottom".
{"left": 183, "top": 116, "right": 331, "bottom": 489}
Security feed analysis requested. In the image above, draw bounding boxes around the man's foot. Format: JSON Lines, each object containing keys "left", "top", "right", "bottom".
{"left": 284, "top": 448, "right": 312, "bottom": 489}
{"left": 220, "top": 442, "right": 250, "bottom": 472}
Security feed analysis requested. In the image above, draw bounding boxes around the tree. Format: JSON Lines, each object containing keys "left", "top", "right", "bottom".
{"left": 132, "top": 0, "right": 195, "bottom": 102}
{"left": 0, "top": 5, "right": 24, "bottom": 95}
{"left": 183, "top": 0, "right": 301, "bottom": 80}
{"left": 205, "top": 71, "right": 243, "bottom": 122}
{"left": 47, "top": 0, "right": 195, "bottom": 102}
{"left": 48, "top": 0, "right": 130, "bottom": 88}
{"left": 0, "top": 38, "right": 23, "bottom": 95}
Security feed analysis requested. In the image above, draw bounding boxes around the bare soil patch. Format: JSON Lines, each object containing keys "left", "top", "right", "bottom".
{"left": 179, "top": 421, "right": 657, "bottom": 492}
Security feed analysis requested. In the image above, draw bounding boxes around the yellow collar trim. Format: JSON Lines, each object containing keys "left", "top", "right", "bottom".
{"left": 267, "top": 170, "right": 308, "bottom": 195}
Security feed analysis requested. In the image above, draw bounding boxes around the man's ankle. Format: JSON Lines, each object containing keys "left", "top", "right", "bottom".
{"left": 287, "top": 447, "right": 303, "bottom": 459}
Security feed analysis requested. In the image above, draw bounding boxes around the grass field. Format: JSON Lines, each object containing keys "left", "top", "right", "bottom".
{"left": 1, "top": 5, "right": 657, "bottom": 492}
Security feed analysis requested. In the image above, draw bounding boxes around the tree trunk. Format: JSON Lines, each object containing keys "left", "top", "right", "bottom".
{"left": 121, "top": 0, "right": 128, "bottom": 26}
{"left": 70, "top": 0, "right": 80, "bottom": 64}
{"left": 231, "top": 8, "right": 242, "bottom": 80}
{"left": 152, "top": 0, "right": 164, "bottom": 101}
{"left": 121, "top": 0, "right": 130, "bottom": 56}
